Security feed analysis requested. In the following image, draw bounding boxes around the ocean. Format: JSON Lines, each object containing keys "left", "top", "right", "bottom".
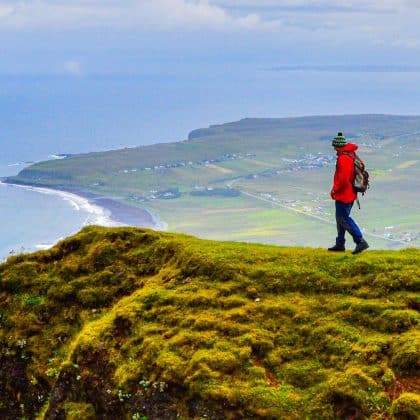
{"left": 0, "top": 182, "right": 119, "bottom": 261}
{"left": 1, "top": 69, "right": 420, "bottom": 259}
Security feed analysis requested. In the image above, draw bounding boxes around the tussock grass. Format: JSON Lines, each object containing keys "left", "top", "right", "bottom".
{"left": 0, "top": 226, "right": 419, "bottom": 418}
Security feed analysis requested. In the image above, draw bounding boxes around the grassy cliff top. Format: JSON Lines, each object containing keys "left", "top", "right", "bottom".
{"left": 0, "top": 226, "right": 419, "bottom": 419}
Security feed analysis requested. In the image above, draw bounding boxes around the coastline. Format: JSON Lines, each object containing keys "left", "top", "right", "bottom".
{"left": 0, "top": 180, "right": 166, "bottom": 232}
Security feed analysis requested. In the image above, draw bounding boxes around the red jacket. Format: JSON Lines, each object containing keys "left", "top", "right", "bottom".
{"left": 331, "top": 143, "right": 358, "bottom": 204}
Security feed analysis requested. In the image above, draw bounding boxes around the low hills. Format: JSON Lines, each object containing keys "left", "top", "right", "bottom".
{"left": 1, "top": 226, "right": 419, "bottom": 419}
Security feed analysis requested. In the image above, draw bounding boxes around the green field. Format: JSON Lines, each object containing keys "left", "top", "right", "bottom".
{"left": 8, "top": 114, "right": 420, "bottom": 249}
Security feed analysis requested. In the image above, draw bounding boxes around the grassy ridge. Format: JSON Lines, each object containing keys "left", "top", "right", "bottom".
{"left": 0, "top": 226, "right": 419, "bottom": 419}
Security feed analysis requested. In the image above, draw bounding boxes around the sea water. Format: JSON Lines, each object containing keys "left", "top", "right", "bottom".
{"left": 0, "top": 182, "right": 118, "bottom": 261}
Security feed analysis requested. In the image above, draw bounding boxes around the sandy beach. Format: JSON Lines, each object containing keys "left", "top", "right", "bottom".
{"left": 1, "top": 180, "right": 165, "bottom": 231}
{"left": 90, "top": 197, "right": 166, "bottom": 230}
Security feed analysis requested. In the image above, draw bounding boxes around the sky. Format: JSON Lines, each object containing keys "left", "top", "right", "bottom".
{"left": 1, "top": 0, "right": 420, "bottom": 76}
{"left": 1, "top": 0, "right": 420, "bottom": 163}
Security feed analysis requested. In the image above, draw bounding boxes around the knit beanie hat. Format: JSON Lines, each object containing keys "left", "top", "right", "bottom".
{"left": 332, "top": 132, "right": 347, "bottom": 148}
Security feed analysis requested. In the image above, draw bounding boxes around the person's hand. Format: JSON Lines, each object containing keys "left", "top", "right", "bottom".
{"left": 330, "top": 190, "right": 336, "bottom": 199}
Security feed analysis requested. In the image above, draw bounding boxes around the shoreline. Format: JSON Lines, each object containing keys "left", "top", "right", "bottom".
{"left": 1, "top": 180, "right": 166, "bottom": 232}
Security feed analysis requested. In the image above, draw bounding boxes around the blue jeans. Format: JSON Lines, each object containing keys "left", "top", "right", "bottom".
{"left": 335, "top": 201, "right": 363, "bottom": 246}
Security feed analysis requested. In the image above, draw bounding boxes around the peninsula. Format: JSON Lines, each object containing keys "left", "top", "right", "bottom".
{"left": 6, "top": 114, "right": 420, "bottom": 248}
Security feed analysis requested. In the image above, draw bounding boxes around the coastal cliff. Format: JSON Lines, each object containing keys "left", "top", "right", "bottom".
{"left": 0, "top": 226, "right": 419, "bottom": 419}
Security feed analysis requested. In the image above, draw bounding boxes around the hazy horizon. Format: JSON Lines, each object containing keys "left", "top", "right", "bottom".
{"left": 2, "top": 70, "right": 420, "bottom": 175}
{"left": 2, "top": 1, "right": 420, "bottom": 168}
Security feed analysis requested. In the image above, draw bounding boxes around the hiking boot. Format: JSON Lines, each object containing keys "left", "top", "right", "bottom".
{"left": 352, "top": 239, "right": 369, "bottom": 255}
{"left": 328, "top": 244, "right": 345, "bottom": 252}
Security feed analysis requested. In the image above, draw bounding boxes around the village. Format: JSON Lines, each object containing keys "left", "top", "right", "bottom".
{"left": 256, "top": 192, "right": 418, "bottom": 245}
{"left": 118, "top": 152, "right": 256, "bottom": 174}
{"left": 119, "top": 147, "right": 417, "bottom": 246}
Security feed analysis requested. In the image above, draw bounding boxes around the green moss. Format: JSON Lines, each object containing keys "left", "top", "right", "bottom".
{"left": 279, "top": 360, "right": 327, "bottom": 388}
{"left": 326, "top": 367, "right": 389, "bottom": 415}
{"left": 376, "top": 309, "right": 419, "bottom": 332}
{"left": 381, "top": 368, "right": 395, "bottom": 385}
{"left": 390, "top": 331, "right": 420, "bottom": 373}
{"left": 23, "top": 295, "right": 46, "bottom": 307}
{"left": 77, "top": 287, "right": 112, "bottom": 307}
{"left": 65, "top": 402, "right": 95, "bottom": 420}
{"left": 391, "top": 393, "right": 420, "bottom": 419}
{"left": 0, "top": 226, "right": 419, "bottom": 419}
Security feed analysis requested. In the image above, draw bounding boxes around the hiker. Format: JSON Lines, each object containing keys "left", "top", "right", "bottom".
{"left": 328, "top": 132, "right": 369, "bottom": 254}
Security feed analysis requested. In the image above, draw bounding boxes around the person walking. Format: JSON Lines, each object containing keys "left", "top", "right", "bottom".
{"left": 328, "top": 132, "right": 369, "bottom": 254}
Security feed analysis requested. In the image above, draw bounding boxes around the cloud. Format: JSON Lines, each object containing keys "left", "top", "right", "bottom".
{"left": 270, "top": 64, "right": 420, "bottom": 72}
{"left": 208, "top": 0, "right": 420, "bottom": 48}
{"left": 0, "top": 0, "right": 266, "bottom": 31}
{"left": 211, "top": 1, "right": 415, "bottom": 11}
{"left": 0, "top": 3, "right": 14, "bottom": 18}
{"left": 0, "top": 0, "right": 419, "bottom": 50}
{"left": 64, "top": 60, "right": 83, "bottom": 76}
